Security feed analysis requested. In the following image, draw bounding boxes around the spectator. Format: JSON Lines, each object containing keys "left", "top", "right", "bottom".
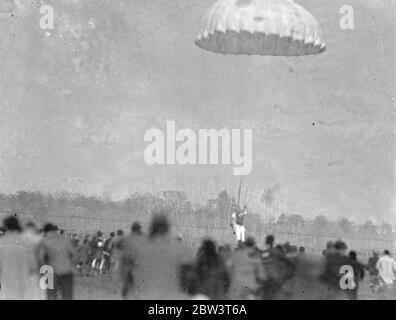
{"left": 121, "top": 214, "right": 193, "bottom": 300}
{"left": 228, "top": 237, "right": 266, "bottom": 299}
{"left": 346, "top": 251, "right": 365, "bottom": 300}
{"left": 376, "top": 250, "right": 396, "bottom": 288}
{"left": 194, "top": 239, "right": 231, "bottom": 300}
{"left": 367, "top": 251, "right": 380, "bottom": 293}
{"left": 37, "top": 223, "right": 75, "bottom": 300}
{"left": 0, "top": 216, "right": 42, "bottom": 300}
{"left": 131, "top": 222, "right": 142, "bottom": 236}
{"left": 320, "top": 240, "right": 350, "bottom": 300}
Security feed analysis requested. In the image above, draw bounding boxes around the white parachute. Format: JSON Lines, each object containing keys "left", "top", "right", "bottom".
{"left": 195, "top": 0, "right": 325, "bottom": 56}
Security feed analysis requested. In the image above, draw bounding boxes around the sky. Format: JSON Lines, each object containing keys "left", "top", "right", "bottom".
{"left": 0, "top": 0, "right": 395, "bottom": 223}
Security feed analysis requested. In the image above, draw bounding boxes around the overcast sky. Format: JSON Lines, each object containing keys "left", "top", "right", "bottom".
{"left": 0, "top": 0, "right": 394, "bottom": 223}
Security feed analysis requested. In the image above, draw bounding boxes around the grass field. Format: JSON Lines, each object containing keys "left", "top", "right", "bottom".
{"left": 73, "top": 271, "right": 396, "bottom": 300}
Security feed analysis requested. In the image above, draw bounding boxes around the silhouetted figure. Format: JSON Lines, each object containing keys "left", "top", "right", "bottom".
{"left": 38, "top": 223, "right": 75, "bottom": 300}
{"left": 320, "top": 240, "right": 349, "bottom": 300}
{"left": 228, "top": 237, "right": 266, "bottom": 299}
{"left": 265, "top": 235, "right": 274, "bottom": 250}
{"left": 111, "top": 229, "right": 125, "bottom": 272}
{"left": 367, "top": 251, "right": 380, "bottom": 292}
{"left": 121, "top": 213, "right": 193, "bottom": 300}
{"left": 0, "top": 216, "right": 43, "bottom": 300}
{"left": 131, "top": 222, "right": 142, "bottom": 236}
{"left": 322, "top": 241, "right": 335, "bottom": 257}
{"left": 261, "top": 239, "right": 298, "bottom": 299}
{"left": 346, "top": 251, "right": 365, "bottom": 300}
{"left": 298, "top": 246, "right": 306, "bottom": 258}
{"left": 119, "top": 223, "right": 143, "bottom": 299}
{"left": 194, "top": 239, "right": 231, "bottom": 300}
{"left": 102, "top": 232, "right": 115, "bottom": 273}
{"left": 75, "top": 238, "right": 90, "bottom": 276}
{"left": 21, "top": 221, "right": 45, "bottom": 299}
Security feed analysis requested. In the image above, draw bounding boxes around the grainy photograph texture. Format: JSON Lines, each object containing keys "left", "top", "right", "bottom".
{"left": 0, "top": 0, "right": 395, "bottom": 301}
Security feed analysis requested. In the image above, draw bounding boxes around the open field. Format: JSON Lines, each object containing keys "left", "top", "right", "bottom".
{"left": 73, "top": 265, "right": 396, "bottom": 300}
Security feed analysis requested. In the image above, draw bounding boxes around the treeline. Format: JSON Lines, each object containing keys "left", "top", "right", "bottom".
{"left": 0, "top": 190, "right": 395, "bottom": 242}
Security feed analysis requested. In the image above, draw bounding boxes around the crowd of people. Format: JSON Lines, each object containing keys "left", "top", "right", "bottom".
{"left": 0, "top": 213, "right": 395, "bottom": 300}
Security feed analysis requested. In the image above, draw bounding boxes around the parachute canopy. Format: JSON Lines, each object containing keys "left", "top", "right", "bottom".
{"left": 195, "top": 0, "right": 325, "bottom": 56}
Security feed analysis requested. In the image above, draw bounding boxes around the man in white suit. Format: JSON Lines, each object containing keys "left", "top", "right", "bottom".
{"left": 232, "top": 206, "right": 247, "bottom": 243}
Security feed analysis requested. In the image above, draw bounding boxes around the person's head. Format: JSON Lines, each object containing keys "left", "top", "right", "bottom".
{"left": 266, "top": 235, "right": 274, "bottom": 248}
{"left": 326, "top": 241, "right": 335, "bottom": 249}
{"left": 349, "top": 251, "right": 357, "bottom": 261}
{"left": 110, "top": 232, "right": 115, "bottom": 238}
{"left": 131, "top": 222, "right": 142, "bottom": 235}
{"left": 197, "top": 239, "right": 219, "bottom": 268}
{"left": 372, "top": 250, "right": 379, "bottom": 257}
{"left": 245, "top": 236, "right": 255, "bottom": 248}
{"left": 43, "top": 223, "right": 57, "bottom": 234}
{"left": 149, "top": 214, "right": 169, "bottom": 239}
{"left": 3, "top": 215, "right": 22, "bottom": 233}
{"left": 384, "top": 250, "right": 390, "bottom": 256}
{"left": 299, "top": 246, "right": 305, "bottom": 253}
{"left": 116, "top": 229, "right": 123, "bottom": 237}
{"left": 334, "top": 240, "right": 348, "bottom": 255}
{"left": 97, "top": 230, "right": 103, "bottom": 237}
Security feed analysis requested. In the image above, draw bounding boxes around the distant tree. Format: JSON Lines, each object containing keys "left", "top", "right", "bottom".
{"left": 162, "top": 191, "right": 191, "bottom": 215}
{"left": 277, "top": 213, "right": 287, "bottom": 224}
{"left": 16, "top": 191, "right": 32, "bottom": 209}
{"left": 311, "top": 215, "right": 329, "bottom": 233}
{"left": 362, "top": 220, "right": 376, "bottom": 231}
{"left": 215, "top": 190, "right": 235, "bottom": 224}
{"left": 163, "top": 191, "right": 187, "bottom": 206}
{"left": 359, "top": 220, "right": 378, "bottom": 237}
{"left": 217, "top": 190, "right": 230, "bottom": 213}
{"left": 288, "top": 214, "right": 305, "bottom": 225}
{"left": 337, "top": 217, "right": 353, "bottom": 235}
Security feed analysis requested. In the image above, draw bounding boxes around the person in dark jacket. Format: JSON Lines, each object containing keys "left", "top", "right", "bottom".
{"left": 38, "top": 223, "right": 75, "bottom": 300}
{"left": 367, "top": 251, "right": 380, "bottom": 293}
{"left": 194, "top": 239, "right": 231, "bottom": 300}
{"left": 320, "top": 240, "right": 350, "bottom": 300}
{"left": 346, "top": 251, "right": 365, "bottom": 300}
